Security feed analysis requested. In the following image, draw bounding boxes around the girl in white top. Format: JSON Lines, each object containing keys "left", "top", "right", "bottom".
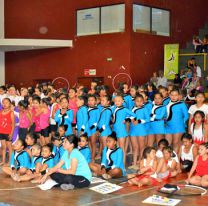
{"left": 188, "top": 92, "right": 208, "bottom": 129}
{"left": 156, "top": 139, "right": 180, "bottom": 166}
{"left": 156, "top": 146, "right": 178, "bottom": 179}
{"left": 128, "top": 147, "right": 158, "bottom": 187}
{"left": 189, "top": 111, "right": 208, "bottom": 145}
{"left": 179, "top": 133, "right": 198, "bottom": 172}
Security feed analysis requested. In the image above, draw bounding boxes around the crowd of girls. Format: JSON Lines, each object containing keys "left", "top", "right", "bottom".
{"left": 0, "top": 80, "right": 207, "bottom": 190}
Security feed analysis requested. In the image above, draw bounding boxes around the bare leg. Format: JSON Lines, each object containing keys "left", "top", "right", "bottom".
{"left": 156, "top": 134, "right": 164, "bottom": 144}
{"left": 147, "top": 134, "right": 155, "bottom": 147}
{"left": 137, "top": 177, "right": 152, "bottom": 187}
{"left": 156, "top": 159, "right": 168, "bottom": 174}
{"left": 72, "top": 127, "right": 76, "bottom": 135}
{"left": 17, "top": 168, "right": 27, "bottom": 175}
{"left": 118, "top": 138, "right": 126, "bottom": 165}
{"left": 128, "top": 177, "right": 139, "bottom": 186}
{"left": 40, "top": 136, "right": 46, "bottom": 146}
{"left": 108, "top": 168, "right": 123, "bottom": 178}
{"left": 89, "top": 134, "right": 97, "bottom": 162}
{"left": 97, "top": 136, "right": 107, "bottom": 159}
{"left": 44, "top": 137, "right": 50, "bottom": 145}
{"left": 201, "top": 175, "right": 208, "bottom": 187}
{"left": 170, "top": 170, "right": 178, "bottom": 177}
{"left": 173, "top": 133, "right": 182, "bottom": 154}
{"left": 165, "top": 134, "right": 173, "bottom": 146}
{"left": 2, "top": 166, "right": 12, "bottom": 176}
{"left": 6, "top": 141, "right": 13, "bottom": 164}
{"left": 138, "top": 136, "right": 145, "bottom": 160}
{"left": 189, "top": 176, "right": 202, "bottom": 186}
{"left": 18, "top": 172, "right": 40, "bottom": 182}
{"left": 125, "top": 123, "right": 132, "bottom": 154}
{"left": 130, "top": 136, "right": 138, "bottom": 166}
{"left": 125, "top": 136, "right": 132, "bottom": 154}
{"left": 89, "top": 162, "right": 101, "bottom": 174}
{"left": 0, "top": 140, "right": 6, "bottom": 165}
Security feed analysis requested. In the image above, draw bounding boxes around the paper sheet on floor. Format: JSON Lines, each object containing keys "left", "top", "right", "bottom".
{"left": 38, "top": 179, "right": 58, "bottom": 191}
{"left": 142, "top": 195, "right": 181, "bottom": 206}
{"left": 90, "top": 177, "right": 107, "bottom": 184}
{"left": 89, "top": 182, "right": 123, "bottom": 194}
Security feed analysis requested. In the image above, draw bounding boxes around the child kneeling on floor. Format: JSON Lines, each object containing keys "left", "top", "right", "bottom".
{"left": 90, "top": 132, "right": 125, "bottom": 180}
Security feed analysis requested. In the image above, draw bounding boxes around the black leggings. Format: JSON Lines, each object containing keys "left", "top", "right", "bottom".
{"left": 50, "top": 173, "right": 90, "bottom": 188}
{"left": 19, "top": 128, "right": 28, "bottom": 140}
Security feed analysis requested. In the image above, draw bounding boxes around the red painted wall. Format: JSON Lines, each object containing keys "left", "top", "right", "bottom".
{"left": 4, "top": 0, "right": 208, "bottom": 88}
{"left": 5, "top": 0, "right": 131, "bottom": 88}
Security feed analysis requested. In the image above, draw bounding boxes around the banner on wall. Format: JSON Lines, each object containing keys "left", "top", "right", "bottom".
{"left": 164, "top": 44, "right": 179, "bottom": 79}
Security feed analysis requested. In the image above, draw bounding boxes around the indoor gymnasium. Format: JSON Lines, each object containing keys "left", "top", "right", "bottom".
{"left": 0, "top": 1, "right": 208, "bottom": 206}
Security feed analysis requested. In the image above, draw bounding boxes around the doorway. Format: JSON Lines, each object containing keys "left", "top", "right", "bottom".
{"left": 77, "top": 77, "right": 104, "bottom": 88}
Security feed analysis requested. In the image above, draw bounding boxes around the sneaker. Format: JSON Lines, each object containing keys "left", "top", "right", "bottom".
{"left": 60, "top": 184, "right": 75, "bottom": 190}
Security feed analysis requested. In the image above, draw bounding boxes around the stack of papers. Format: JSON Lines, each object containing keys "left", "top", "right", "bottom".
{"left": 38, "top": 179, "right": 58, "bottom": 191}
{"left": 143, "top": 195, "right": 181, "bottom": 206}
{"left": 90, "top": 182, "right": 123, "bottom": 194}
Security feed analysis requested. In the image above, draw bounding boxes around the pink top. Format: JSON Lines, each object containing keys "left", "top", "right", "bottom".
{"left": 40, "top": 108, "right": 50, "bottom": 130}
{"left": 32, "top": 107, "right": 41, "bottom": 132}
{"left": 69, "top": 99, "right": 78, "bottom": 124}
{"left": 19, "top": 111, "right": 30, "bottom": 128}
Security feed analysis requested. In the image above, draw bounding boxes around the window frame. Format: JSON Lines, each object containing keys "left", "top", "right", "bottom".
{"left": 132, "top": 3, "right": 171, "bottom": 37}
{"left": 76, "top": 3, "right": 126, "bottom": 37}
{"left": 100, "top": 4, "right": 125, "bottom": 34}
{"left": 76, "top": 7, "right": 101, "bottom": 37}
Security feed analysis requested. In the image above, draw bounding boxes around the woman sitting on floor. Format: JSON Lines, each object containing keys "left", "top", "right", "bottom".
{"left": 40, "top": 134, "right": 92, "bottom": 190}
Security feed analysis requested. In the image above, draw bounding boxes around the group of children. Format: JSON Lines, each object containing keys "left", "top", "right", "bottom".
{"left": 0, "top": 81, "right": 207, "bottom": 189}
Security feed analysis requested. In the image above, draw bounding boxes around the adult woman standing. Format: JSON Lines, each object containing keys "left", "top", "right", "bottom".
{"left": 41, "top": 134, "right": 92, "bottom": 190}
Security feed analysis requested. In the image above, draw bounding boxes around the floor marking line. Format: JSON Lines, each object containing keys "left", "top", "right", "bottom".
{"left": 0, "top": 186, "right": 38, "bottom": 191}
{"left": 82, "top": 180, "right": 186, "bottom": 206}
{"left": 80, "top": 186, "right": 158, "bottom": 206}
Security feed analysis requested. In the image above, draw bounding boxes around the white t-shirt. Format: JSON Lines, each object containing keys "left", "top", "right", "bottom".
{"left": 188, "top": 104, "right": 208, "bottom": 116}
{"left": 157, "top": 76, "right": 167, "bottom": 88}
{"left": 7, "top": 95, "right": 22, "bottom": 106}
{"left": 196, "top": 66, "right": 202, "bottom": 78}
{"left": 0, "top": 94, "right": 7, "bottom": 103}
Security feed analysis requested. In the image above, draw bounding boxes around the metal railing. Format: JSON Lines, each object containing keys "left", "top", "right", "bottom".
{"left": 179, "top": 53, "right": 208, "bottom": 71}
